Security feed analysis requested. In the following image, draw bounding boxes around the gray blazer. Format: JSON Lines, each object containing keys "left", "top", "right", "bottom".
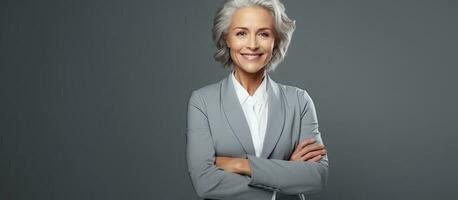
{"left": 186, "top": 72, "right": 329, "bottom": 200}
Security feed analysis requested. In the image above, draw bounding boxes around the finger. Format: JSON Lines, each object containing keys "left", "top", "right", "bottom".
{"left": 301, "top": 149, "right": 327, "bottom": 161}
{"left": 290, "top": 148, "right": 326, "bottom": 161}
{"left": 290, "top": 149, "right": 303, "bottom": 160}
{"left": 293, "top": 138, "right": 316, "bottom": 153}
{"left": 290, "top": 149, "right": 308, "bottom": 161}
{"left": 309, "top": 155, "right": 322, "bottom": 162}
{"left": 292, "top": 142, "right": 320, "bottom": 159}
{"left": 297, "top": 143, "right": 325, "bottom": 157}
{"left": 302, "top": 150, "right": 324, "bottom": 161}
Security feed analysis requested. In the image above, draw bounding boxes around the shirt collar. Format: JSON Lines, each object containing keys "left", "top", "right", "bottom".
{"left": 231, "top": 70, "right": 268, "bottom": 105}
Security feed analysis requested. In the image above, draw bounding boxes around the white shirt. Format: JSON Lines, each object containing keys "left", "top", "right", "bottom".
{"left": 231, "top": 71, "right": 276, "bottom": 200}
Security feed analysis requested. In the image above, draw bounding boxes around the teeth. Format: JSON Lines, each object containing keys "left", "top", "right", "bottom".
{"left": 242, "top": 54, "right": 261, "bottom": 60}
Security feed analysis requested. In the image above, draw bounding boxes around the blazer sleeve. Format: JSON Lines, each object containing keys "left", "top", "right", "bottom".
{"left": 186, "top": 90, "right": 274, "bottom": 200}
{"left": 246, "top": 89, "right": 329, "bottom": 195}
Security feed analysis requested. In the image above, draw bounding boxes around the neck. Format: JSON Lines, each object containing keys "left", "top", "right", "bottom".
{"left": 233, "top": 67, "right": 266, "bottom": 96}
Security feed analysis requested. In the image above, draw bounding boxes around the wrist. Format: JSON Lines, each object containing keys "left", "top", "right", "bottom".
{"left": 237, "top": 158, "right": 251, "bottom": 176}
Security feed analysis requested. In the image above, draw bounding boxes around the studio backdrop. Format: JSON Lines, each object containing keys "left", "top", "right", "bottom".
{"left": 1, "top": 0, "right": 457, "bottom": 199}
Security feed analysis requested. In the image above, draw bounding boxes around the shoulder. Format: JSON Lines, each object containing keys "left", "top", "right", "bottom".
{"left": 277, "top": 82, "right": 314, "bottom": 104}
{"left": 187, "top": 78, "right": 223, "bottom": 109}
{"left": 190, "top": 79, "right": 222, "bottom": 100}
{"left": 276, "top": 82, "right": 316, "bottom": 114}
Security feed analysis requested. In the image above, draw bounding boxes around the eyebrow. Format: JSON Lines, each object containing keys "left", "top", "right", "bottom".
{"left": 233, "top": 27, "right": 272, "bottom": 31}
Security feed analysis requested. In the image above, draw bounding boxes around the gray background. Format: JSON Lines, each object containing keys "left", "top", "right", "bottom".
{"left": 1, "top": 0, "right": 457, "bottom": 199}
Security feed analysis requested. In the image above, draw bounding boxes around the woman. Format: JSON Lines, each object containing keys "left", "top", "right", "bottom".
{"left": 186, "top": 0, "right": 328, "bottom": 199}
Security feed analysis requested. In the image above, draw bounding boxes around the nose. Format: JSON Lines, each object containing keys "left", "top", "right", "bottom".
{"left": 246, "top": 34, "right": 259, "bottom": 50}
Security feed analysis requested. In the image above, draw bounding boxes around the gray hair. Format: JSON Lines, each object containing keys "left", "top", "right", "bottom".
{"left": 212, "top": 0, "right": 296, "bottom": 72}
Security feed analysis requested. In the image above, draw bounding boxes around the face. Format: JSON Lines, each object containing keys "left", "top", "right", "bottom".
{"left": 225, "top": 6, "right": 276, "bottom": 74}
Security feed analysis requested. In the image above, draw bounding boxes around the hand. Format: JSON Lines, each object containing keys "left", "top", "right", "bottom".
{"left": 215, "top": 156, "right": 251, "bottom": 176}
{"left": 289, "top": 137, "right": 327, "bottom": 162}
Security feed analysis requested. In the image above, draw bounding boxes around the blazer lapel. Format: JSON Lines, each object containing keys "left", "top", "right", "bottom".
{"left": 261, "top": 75, "right": 286, "bottom": 158}
{"left": 221, "top": 73, "right": 256, "bottom": 155}
{"left": 220, "top": 72, "right": 286, "bottom": 158}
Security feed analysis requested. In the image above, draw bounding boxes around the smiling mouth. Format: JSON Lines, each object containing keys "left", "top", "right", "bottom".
{"left": 241, "top": 53, "right": 263, "bottom": 61}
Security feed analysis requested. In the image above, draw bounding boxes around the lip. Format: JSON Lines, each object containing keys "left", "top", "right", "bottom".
{"left": 240, "top": 53, "right": 263, "bottom": 61}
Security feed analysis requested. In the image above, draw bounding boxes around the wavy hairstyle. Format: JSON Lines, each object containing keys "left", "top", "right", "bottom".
{"left": 212, "top": 0, "right": 296, "bottom": 72}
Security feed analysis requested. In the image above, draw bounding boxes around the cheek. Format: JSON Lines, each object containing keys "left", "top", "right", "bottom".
{"left": 229, "top": 46, "right": 241, "bottom": 62}
{"left": 260, "top": 39, "right": 275, "bottom": 51}
{"left": 261, "top": 45, "right": 275, "bottom": 59}
{"left": 229, "top": 40, "right": 245, "bottom": 51}
{"left": 229, "top": 47, "right": 239, "bottom": 56}
{"left": 268, "top": 40, "right": 276, "bottom": 51}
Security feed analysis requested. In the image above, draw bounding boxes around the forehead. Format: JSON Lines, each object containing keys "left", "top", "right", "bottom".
{"left": 229, "top": 6, "right": 275, "bottom": 29}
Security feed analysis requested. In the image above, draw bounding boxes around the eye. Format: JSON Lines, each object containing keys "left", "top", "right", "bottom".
{"left": 236, "top": 31, "right": 247, "bottom": 37}
{"left": 259, "top": 32, "right": 270, "bottom": 38}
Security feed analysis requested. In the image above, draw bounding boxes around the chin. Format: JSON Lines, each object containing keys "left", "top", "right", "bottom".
{"left": 240, "top": 65, "right": 265, "bottom": 74}
{"left": 235, "top": 57, "right": 268, "bottom": 74}
{"left": 236, "top": 63, "right": 264, "bottom": 74}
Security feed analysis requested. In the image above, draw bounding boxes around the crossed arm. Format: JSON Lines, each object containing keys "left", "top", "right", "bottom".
{"left": 215, "top": 137, "right": 327, "bottom": 176}
{"left": 186, "top": 91, "right": 329, "bottom": 199}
